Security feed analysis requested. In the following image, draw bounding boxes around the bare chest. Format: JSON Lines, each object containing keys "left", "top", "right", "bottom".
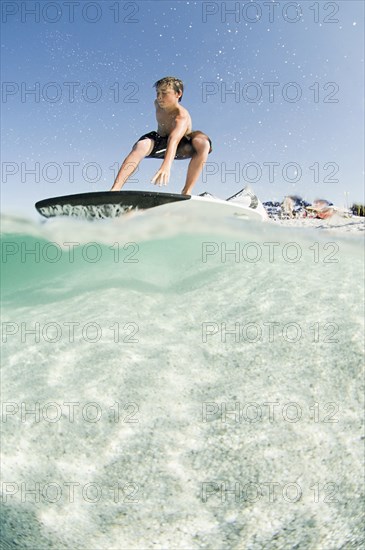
{"left": 156, "top": 111, "right": 176, "bottom": 135}
{"left": 156, "top": 109, "right": 192, "bottom": 136}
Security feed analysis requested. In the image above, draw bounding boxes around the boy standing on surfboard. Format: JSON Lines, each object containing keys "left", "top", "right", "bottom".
{"left": 110, "top": 76, "right": 212, "bottom": 195}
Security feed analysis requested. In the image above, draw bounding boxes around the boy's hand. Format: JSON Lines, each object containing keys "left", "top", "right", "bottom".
{"left": 151, "top": 165, "right": 171, "bottom": 187}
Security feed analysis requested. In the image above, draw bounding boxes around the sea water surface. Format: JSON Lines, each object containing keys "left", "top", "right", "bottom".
{"left": 1, "top": 202, "right": 364, "bottom": 549}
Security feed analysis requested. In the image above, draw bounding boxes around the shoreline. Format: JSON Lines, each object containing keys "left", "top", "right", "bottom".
{"left": 267, "top": 213, "right": 364, "bottom": 236}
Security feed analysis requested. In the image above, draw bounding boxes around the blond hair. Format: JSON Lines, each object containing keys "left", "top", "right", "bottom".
{"left": 153, "top": 77, "right": 184, "bottom": 102}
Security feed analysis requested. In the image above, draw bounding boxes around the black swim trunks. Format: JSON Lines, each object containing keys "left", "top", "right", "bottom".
{"left": 136, "top": 131, "right": 212, "bottom": 160}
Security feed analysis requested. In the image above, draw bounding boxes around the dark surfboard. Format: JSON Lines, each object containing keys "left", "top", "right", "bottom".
{"left": 35, "top": 191, "right": 191, "bottom": 219}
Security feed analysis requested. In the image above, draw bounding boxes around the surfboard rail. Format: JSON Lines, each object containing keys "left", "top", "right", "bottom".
{"left": 35, "top": 191, "right": 191, "bottom": 219}
{"left": 35, "top": 189, "right": 267, "bottom": 221}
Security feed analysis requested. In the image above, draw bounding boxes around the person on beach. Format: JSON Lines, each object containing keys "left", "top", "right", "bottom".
{"left": 307, "top": 199, "right": 335, "bottom": 219}
{"left": 110, "top": 76, "right": 212, "bottom": 195}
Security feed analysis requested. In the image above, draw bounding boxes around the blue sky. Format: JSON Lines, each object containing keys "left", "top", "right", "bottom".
{"left": 1, "top": 0, "right": 364, "bottom": 216}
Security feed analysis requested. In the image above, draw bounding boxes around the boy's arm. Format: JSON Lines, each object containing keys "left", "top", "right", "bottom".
{"left": 151, "top": 113, "right": 189, "bottom": 186}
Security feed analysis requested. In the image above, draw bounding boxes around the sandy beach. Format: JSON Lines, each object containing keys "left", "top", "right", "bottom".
{"left": 268, "top": 213, "right": 365, "bottom": 236}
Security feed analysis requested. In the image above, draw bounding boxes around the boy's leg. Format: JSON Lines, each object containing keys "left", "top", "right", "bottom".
{"left": 110, "top": 139, "right": 154, "bottom": 191}
{"left": 180, "top": 132, "right": 211, "bottom": 195}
